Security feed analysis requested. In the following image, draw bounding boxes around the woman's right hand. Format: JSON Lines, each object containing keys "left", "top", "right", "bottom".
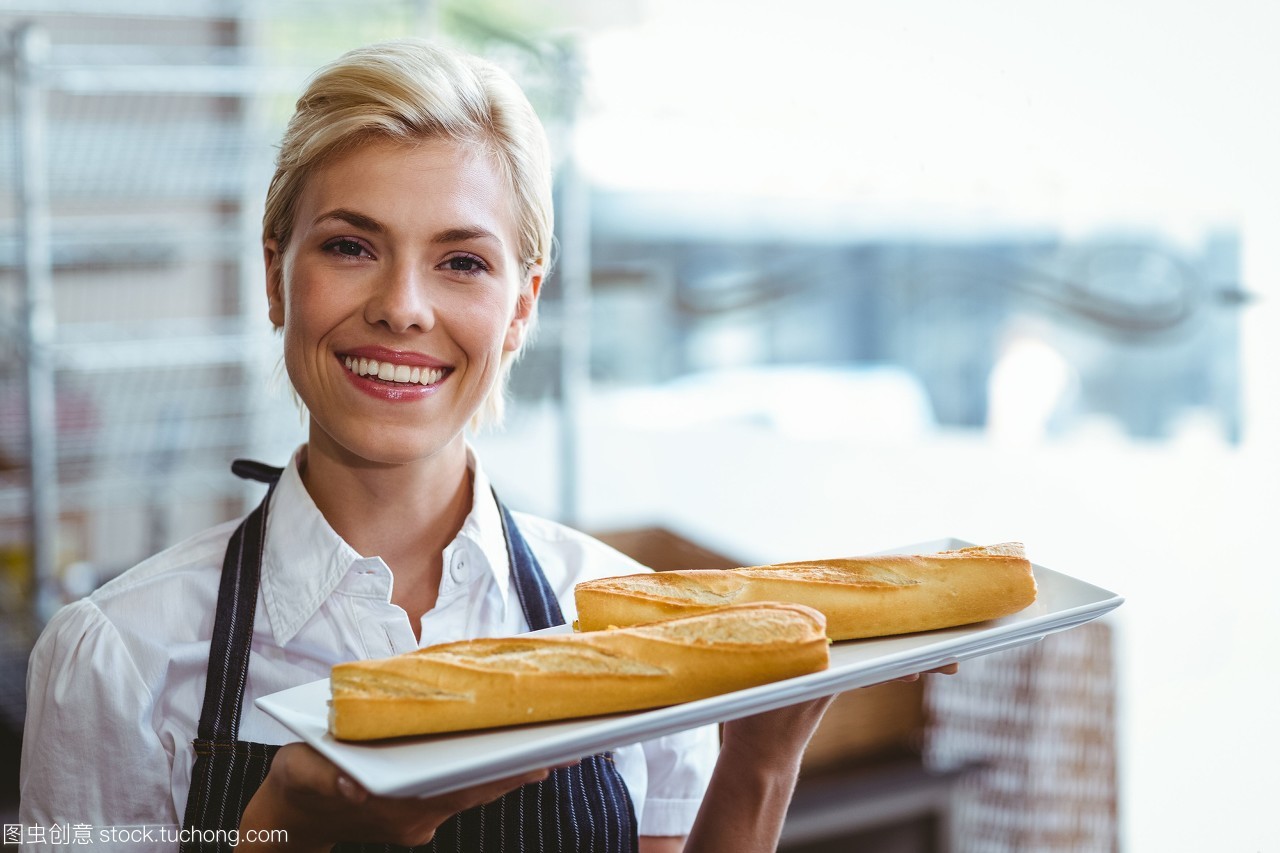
{"left": 238, "top": 742, "right": 555, "bottom": 851}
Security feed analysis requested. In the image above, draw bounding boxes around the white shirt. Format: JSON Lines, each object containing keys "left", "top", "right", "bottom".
{"left": 20, "top": 447, "right": 718, "bottom": 849}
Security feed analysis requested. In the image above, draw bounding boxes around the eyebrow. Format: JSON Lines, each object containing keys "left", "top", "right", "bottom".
{"left": 314, "top": 210, "right": 504, "bottom": 246}
{"left": 433, "top": 227, "right": 503, "bottom": 246}
{"left": 315, "top": 208, "right": 385, "bottom": 233}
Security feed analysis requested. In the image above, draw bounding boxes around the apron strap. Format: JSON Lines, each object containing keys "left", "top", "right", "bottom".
{"left": 195, "top": 462, "right": 281, "bottom": 741}
{"left": 493, "top": 486, "right": 566, "bottom": 631}
{"left": 231, "top": 458, "right": 285, "bottom": 484}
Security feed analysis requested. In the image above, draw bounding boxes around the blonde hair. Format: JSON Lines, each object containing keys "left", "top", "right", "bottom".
{"left": 264, "top": 39, "right": 553, "bottom": 428}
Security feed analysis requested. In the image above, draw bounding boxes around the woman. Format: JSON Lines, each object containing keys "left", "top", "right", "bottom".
{"left": 21, "top": 40, "right": 839, "bottom": 852}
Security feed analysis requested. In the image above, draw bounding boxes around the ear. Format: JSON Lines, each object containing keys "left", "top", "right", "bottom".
{"left": 264, "top": 239, "right": 285, "bottom": 329}
{"left": 504, "top": 266, "right": 543, "bottom": 354}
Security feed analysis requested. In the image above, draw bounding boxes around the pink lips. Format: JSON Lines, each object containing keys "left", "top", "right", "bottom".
{"left": 337, "top": 346, "right": 452, "bottom": 402}
{"left": 341, "top": 345, "right": 450, "bottom": 369}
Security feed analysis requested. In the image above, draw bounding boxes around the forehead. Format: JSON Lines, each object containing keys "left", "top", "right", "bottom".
{"left": 297, "top": 136, "right": 519, "bottom": 244}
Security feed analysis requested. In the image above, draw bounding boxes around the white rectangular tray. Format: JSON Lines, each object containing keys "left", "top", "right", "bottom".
{"left": 257, "top": 538, "right": 1122, "bottom": 797}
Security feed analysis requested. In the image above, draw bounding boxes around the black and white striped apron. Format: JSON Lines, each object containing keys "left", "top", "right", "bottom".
{"left": 179, "top": 460, "right": 638, "bottom": 852}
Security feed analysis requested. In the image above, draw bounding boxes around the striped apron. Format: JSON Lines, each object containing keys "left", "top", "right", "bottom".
{"left": 179, "top": 460, "right": 638, "bottom": 852}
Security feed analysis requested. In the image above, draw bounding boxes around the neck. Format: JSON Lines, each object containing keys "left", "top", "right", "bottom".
{"left": 299, "top": 427, "right": 472, "bottom": 635}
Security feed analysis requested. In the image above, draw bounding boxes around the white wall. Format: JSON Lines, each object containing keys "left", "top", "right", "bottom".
{"left": 484, "top": 3, "right": 1280, "bottom": 849}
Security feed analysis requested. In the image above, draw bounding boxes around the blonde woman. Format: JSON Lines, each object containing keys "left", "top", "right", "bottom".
{"left": 22, "top": 40, "right": 840, "bottom": 852}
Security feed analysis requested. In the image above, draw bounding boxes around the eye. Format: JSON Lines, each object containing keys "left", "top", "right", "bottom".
{"left": 441, "top": 254, "right": 490, "bottom": 275}
{"left": 322, "top": 238, "right": 373, "bottom": 259}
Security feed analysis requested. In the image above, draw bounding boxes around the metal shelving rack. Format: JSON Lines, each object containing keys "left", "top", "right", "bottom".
{"left": 0, "top": 8, "right": 311, "bottom": 663}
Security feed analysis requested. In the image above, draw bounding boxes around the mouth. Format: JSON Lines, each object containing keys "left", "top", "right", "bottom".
{"left": 340, "top": 354, "right": 452, "bottom": 388}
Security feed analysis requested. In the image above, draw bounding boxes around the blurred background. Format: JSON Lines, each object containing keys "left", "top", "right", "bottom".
{"left": 1, "top": 1, "right": 1276, "bottom": 851}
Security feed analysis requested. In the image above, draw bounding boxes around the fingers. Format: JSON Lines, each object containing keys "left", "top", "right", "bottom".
{"left": 894, "top": 662, "right": 961, "bottom": 682}
{"left": 262, "top": 744, "right": 559, "bottom": 848}
{"left": 720, "top": 695, "right": 837, "bottom": 752}
{"left": 335, "top": 774, "right": 368, "bottom": 803}
{"left": 273, "top": 742, "right": 346, "bottom": 797}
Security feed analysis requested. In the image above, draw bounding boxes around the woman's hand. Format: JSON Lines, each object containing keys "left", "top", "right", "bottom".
{"left": 686, "top": 664, "right": 960, "bottom": 853}
{"left": 719, "top": 695, "right": 838, "bottom": 769}
{"left": 683, "top": 696, "right": 836, "bottom": 853}
{"left": 237, "top": 742, "right": 555, "bottom": 851}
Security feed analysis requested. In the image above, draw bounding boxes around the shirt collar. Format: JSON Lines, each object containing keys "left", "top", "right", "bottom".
{"left": 259, "top": 445, "right": 514, "bottom": 647}
{"left": 260, "top": 447, "right": 364, "bottom": 647}
{"left": 457, "top": 444, "right": 514, "bottom": 612}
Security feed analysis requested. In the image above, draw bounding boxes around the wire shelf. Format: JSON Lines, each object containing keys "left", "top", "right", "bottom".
{"left": 0, "top": 113, "right": 273, "bottom": 200}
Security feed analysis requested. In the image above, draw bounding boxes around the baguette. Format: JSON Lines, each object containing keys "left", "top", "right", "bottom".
{"left": 329, "top": 602, "right": 829, "bottom": 741}
{"left": 574, "top": 542, "right": 1037, "bottom": 641}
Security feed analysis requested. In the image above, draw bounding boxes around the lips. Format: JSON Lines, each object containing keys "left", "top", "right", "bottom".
{"left": 337, "top": 347, "right": 452, "bottom": 392}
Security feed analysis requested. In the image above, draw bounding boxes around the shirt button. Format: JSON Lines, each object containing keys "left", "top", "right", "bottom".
{"left": 449, "top": 554, "right": 468, "bottom": 584}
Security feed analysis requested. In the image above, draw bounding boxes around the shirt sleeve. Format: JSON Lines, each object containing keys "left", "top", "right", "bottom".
{"left": 637, "top": 723, "right": 720, "bottom": 837}
{"left": 19, "top": 599, "right": 177, "bottom": 852}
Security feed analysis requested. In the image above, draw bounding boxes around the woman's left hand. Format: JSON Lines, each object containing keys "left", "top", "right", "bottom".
{"left": 717, "top": 661, "right": 961, "bottom": 777}
{"left": 718, "top": 695, "right": 837, "bottom": 768}
{"left": 682, "top": 696, "right": 837, "bottom": 853}
{"left": 722, "top": 661, "right": 960, "bottom": 762}
{"left": 684, "top": 663, "right": 960, "bottom": 853}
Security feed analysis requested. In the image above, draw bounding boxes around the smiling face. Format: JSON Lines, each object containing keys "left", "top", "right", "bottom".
{"left": 265, "top": 136, "right": 540, "bottom": 468}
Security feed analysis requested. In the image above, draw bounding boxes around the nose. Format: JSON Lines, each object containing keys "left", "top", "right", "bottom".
{"left": 364, "top": 259, "right": 436, "bottom": 334}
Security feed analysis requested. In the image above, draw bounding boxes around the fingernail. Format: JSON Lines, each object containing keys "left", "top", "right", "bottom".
{"left": 336, "top": 775, "right": 365, "bottom": 802}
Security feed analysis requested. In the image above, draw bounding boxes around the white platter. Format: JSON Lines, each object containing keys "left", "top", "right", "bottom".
{"left": 257, "top": 538, "right": 1122, "bottom": 797}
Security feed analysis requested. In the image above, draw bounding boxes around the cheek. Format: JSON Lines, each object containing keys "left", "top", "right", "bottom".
{"left": 453, "top": 289, "right": 518, "bottom": 355}
{"left": 282, "top": 272, "right": 349, "bottom": 344}
{"left": 278, "top": 318, "right": 318, "bottom": 396}
{"left": 277, "top": 277, "right": 348, "bottom": 390}
{"left": 278, "top": 300, "right": 317, "bottom": 365}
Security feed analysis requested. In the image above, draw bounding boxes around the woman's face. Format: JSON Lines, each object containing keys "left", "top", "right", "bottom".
{"left": 265, "top": 137, "right": 539, "bottom": 467}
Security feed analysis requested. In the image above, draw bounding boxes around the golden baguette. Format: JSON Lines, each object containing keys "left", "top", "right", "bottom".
{"left": 574, "top": 542, "right": 1037, "bottom": 641}
{"left": 329, "top": 602, "right": 829, "bottom": 741}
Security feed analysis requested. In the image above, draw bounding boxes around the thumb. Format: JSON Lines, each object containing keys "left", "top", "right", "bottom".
{"left": 336, "top": 774, "right": 368, "bottom": 803}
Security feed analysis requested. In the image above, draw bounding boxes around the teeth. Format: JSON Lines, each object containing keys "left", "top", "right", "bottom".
{"left": 344, "top": 356, "right": 446, "bottom": 386}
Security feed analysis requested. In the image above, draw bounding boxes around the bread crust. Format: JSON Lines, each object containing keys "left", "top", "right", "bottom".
{"left": 329, "top": 602, "right": 829, "bottom": 741}
{"left": 574, "top": 542, "right": 1037, "bottom": 641}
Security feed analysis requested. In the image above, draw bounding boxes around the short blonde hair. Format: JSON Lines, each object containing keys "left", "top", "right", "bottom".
{"left": 264, "top": 39, "right": 553, "bottom": 428}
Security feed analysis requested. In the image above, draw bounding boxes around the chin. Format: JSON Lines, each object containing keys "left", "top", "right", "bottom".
{"left": 313, "top": 422, "right": 468, "bottom": 469}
